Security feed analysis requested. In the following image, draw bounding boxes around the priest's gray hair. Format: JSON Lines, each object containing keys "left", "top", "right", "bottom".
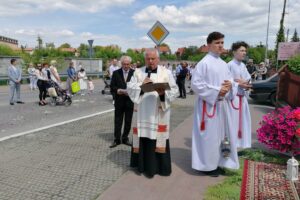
{"left": 144, "top": 48, "right": 160, "bottom": 57}
{"left": 120, "top": 55, "right": 132, "bottom": 63}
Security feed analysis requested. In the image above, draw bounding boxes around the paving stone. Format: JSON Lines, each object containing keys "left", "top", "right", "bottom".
{"left": 0, "top": 96, "right": 194, "bottom": 199}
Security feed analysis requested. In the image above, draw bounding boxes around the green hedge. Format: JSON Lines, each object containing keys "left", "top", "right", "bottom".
{"left": 287, "top": 55, "right": 300, "bottom": 75}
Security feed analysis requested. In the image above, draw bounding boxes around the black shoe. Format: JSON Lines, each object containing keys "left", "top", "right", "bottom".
{"left": 109, "top": 141, "right": 120, "bottom": 148}
{"left": 177, "top": 96, "right": 183, "bottom": 98}
{"left": 217, "top": 167, "right": 226, "bottom": 175}
{"left": 203, "top": 169, "right": 219, "bottom": 177}
{"left": 16, "top": 101, "right": 25, "bottom": 104}
{"left": 10, "top": 102, "right": 14, "bottom": 105}
{"left": 122, "top": 140, "right": 132, "bottom": 146}
{"left": 182, "top": 96, "right": 186, "bottom": 99}
{"left": 143, "top": 173, "right": 154, "bottom": 179}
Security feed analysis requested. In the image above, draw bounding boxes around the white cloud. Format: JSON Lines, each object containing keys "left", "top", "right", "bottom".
{"left": 56, "top": 29, "right": 75, "bottom": 37}
{"left": 132, "top": 0, "right": 300, "bottom": 48}
{"left": 0, "top": 0, "right": 135, "bottom": 16}
{"left": 80, "top": 32, "right": 93, "bottom": 38}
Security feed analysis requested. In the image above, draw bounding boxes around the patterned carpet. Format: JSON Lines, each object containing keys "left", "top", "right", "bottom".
{"left": 240, "top": 160, "right": 300, "bottom": 200}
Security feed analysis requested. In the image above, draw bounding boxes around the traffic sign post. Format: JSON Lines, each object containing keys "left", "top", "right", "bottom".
{"left": 147, "top": 21, "right": 169, "bottom": 47}
{"left": 88, "top": 39, "right": 94, "bottom": 71}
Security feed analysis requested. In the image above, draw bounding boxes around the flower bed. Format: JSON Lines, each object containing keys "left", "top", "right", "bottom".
{"left": 257, "top": 106, "right": 300, "bottom": 155}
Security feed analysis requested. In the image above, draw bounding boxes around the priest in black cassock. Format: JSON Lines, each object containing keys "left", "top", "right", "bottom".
{"left": 127, "top": 48, "right": 179, "bottom": 178}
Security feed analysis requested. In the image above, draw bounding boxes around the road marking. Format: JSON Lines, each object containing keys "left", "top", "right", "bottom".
{"left": 0, "top": 109, "right": 114, "bottom": 142}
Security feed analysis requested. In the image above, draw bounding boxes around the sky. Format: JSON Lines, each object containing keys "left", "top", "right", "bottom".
{"left": 0, "top": 0, "right": 299, "bottom": 52}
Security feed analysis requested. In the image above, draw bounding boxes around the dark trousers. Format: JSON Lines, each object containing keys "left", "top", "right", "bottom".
{"left": 178, "top": 78, "right": 186, "bottom": 97}
{"left": 114, "top": 100, "right": 133, "bottom": 143}
{"left": 37, "top": 80, "right": 47, "bottom": 101}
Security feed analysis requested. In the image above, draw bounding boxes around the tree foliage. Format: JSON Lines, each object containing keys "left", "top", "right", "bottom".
{"left": 59, "top": 43, "right": 71, "bottom": 48}
{"left": 126, "top": 49, "right": 144, "bottom": 65}
{"left": 0, "top": 44, "right": 19, "bottom": 56}
{"left": 291, "top": 29, "right": 300, "bottom": 42}
{"left": 181, "top": 46, "right": 198, "bottom": 60}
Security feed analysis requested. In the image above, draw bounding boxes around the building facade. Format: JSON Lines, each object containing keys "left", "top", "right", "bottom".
{"left": 0, "top": 35, "right": 18, "bottom": 50}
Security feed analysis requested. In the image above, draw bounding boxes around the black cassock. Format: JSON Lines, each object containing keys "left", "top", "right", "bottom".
{"left": 130, "top": 138, "right": 171, "bottom": 177}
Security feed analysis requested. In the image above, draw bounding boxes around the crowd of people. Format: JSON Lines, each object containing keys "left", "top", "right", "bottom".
{"left": 105, "top": 32, "right": 253, "bottom": 178}
{"left": 7, "top": 31, "right": 257, "bottom": 179}
{"left": 246, "top": 59, "right": 269, "bottom": 81}
{"left": 8, "top": 60, "right": 94, "bottom": 106}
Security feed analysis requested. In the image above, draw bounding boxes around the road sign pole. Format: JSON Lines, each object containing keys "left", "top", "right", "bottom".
{"left": 88, "top": 39, "right": 94, "bottom": 72}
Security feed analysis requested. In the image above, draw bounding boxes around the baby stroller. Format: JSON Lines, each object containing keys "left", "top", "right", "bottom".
{"left": 101, "top": 75, "right": 111, "bottom": 95}
{"left": 47, "top": 80, "right": 72, "bottom": 106}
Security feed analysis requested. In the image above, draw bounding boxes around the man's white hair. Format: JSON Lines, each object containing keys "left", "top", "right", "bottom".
{"left": 144, "top": 48, "right": 160, "bottom": 57}
{"left": 120, "top": 55, "right": 132, "bottom": 63}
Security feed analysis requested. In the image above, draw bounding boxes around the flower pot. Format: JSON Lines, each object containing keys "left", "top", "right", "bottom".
{"left": 278, "top": 65, "right": 300, "bottom": 107}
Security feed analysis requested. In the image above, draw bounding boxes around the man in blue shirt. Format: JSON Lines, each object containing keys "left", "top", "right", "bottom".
{"left": 66, "top": 62, "right": 77, "bottom": 94}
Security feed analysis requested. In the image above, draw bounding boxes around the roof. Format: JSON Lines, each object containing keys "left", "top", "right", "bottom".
{"left": 60, "top": 48, "right": 77, "bottom": 53}
{"left": 176, "top": 47, "right": 185, "bottom": 56}
{"left": 157, "top": 46, "right": 170, "bottom": 53}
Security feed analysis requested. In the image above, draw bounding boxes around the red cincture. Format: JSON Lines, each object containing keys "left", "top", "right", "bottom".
{"left": 231, "top": 96, "right": 243, "bottom": 139}
{"left": 200, "top": 100, "right": 216, "bottom": 131}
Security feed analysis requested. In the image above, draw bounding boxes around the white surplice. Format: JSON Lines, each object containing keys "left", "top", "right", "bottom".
{"left": 228, "top": 59, "right": 252, "bottom": 148}
{"left": 191, "top": 52, "right": 239, "bottom": 171}
{"left": 127, "top": 65, "right": 178, "bottom": 141}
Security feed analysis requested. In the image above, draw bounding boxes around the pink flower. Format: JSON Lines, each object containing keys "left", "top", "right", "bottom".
{"left": 257, "top": 106, "right": 300, "bottom": 155}
{"left": 296, "top": 128, "right": 300, "bottom": 137}
{"left": 294, "top": 110, "right": 300, "bottom": 121}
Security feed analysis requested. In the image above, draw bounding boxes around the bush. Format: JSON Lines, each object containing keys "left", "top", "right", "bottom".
{"left": 287, "top": 55, "right": 300, "bottom": 75}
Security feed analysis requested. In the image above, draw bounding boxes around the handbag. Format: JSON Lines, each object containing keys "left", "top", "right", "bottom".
{"left": 71, "top": 81, "right": 80, "bottom": 93}
{"left": 48, "top": 87, "right": 57, "bottom": 97}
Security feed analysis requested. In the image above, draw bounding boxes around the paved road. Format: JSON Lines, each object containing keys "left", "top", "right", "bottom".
{"left": 0, "top": 92, "right": 196, "bottom": 200}
{"left": 0, "top": 79, "right": 115, "bottom": 139}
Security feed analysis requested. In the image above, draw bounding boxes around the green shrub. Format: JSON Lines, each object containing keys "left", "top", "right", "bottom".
{"left": 287, "top": 55, "right": 300, "bottom": 75}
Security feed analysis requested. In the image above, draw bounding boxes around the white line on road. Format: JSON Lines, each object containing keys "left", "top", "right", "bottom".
{"left": 0, "top": 109, "right": 114, "bottom": 142}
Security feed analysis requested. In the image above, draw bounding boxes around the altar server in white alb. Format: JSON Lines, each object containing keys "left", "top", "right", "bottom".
{"left": 228, "top": 41, "right": 252, "bottom": 149}
{"left": 191, "top": 32, "right": 239, "bottom": 177}
{"left": 127, "top": 48, "right": 178, "bottom": 178}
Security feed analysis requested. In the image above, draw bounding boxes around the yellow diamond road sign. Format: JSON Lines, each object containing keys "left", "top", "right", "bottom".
{"left": 147, "top": 21, "right": 169, "bottom": 45}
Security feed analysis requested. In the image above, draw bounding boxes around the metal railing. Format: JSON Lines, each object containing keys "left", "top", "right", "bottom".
{"left": 0, "top": 72, "right": 103, "bottom": 81}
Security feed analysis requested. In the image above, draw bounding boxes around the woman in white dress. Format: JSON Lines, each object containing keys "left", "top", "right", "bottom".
{"left": 77, "top": 68, "right": 87, "bottom": 95}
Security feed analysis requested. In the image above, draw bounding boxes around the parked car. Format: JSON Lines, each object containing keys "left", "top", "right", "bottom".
{"left": 249, "top": 73, "right": 279, "bottom": 106}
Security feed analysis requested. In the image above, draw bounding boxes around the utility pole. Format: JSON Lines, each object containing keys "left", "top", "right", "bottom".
{"left": 286, "top": 28, "right": 290, "bottom": 42}
{"left": 265, "top": 0, "right": 271, "bottom": 65}
{"left": 275, "top": 0, "right": 287, "bottom": 70}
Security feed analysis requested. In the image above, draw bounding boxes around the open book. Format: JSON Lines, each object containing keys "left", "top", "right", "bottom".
{"left": 140, "top": 82, "right": 171, "bottom": 93}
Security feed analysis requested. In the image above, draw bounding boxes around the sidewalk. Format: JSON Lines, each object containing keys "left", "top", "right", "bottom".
{"left": 0, "top": 94, "right": 196, "bottom": 200}
{"left": 98, "top": 114, "right": 224, "bottom": 200}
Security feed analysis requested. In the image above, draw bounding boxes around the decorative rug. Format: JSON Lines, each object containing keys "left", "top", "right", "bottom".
{"left": 240, "top": 160, "right": 300, "bottom": 200}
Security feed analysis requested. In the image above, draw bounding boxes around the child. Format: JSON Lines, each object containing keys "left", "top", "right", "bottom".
{"left": 88, "top": 77, "right": 95, "bottom": 94}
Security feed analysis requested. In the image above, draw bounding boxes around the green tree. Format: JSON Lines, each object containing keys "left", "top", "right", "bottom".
{"left": 181, "top": 46, "right": 198, "bottom": 60}
{"left": 59, "top": 43, "right": 71, "bottom": 48}
{"left": 46, "top": 42, "right": 55, "bottom": 49}
{"left": 0, "top": 44, "right": 19, "bottom": 56}
{"left": 93, "top": 45, "right": 122, "bottom": 66}
{"left": 78, "top": 43, "right": 89, "bottom": 58}
{"left": 291, "top": 29, "right": 300, "bottom": 42}
{"left": 187, "top": 53, "right": 206, "bottom": 62}
{"left": 248, "top": 47, "right": 263, "bottom": 64}
{"left": 126, "top": 49, "right": 144, "bottom": 65}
